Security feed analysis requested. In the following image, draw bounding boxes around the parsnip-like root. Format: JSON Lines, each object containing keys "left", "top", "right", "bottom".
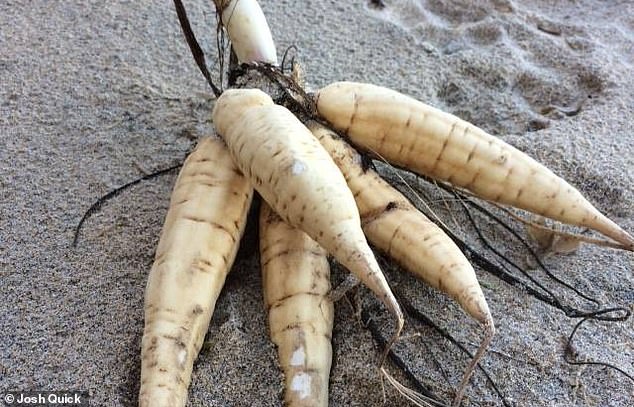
{"left": 213, "top": 0, "right": 278, "bottom": 64}
{"left": 309, "top": 122, "right": 491, "bottom": 324}
{"left": 212, "top": 88, "right": 404, "bottom": 349}
{"left": 316, "top": 81, "right": 634, "bottom": 250}
{"left": 309, "top": 122, "right": 494, "bottom": 406}
{"left": 139, "top": 137, "right": 253, "bottom": 407}
{"left": 260, "top": 203, "right": 333, "bottom": 407}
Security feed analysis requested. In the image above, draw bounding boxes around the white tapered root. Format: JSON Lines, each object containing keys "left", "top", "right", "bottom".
{"left": 308, "top": 122, "right": 492, "bottom": 325}
{"left": 316, "top": 81, "right": 634, "bottom": 250}
{"left": 215, "top": 0, "right": 278, "bottom": 64}
{"left": 139, "top": 137, "right": 253, "bottom": 407}
{"left": 260, "top": 203, "right": 334, "bottom": 407}
{"left": 213, "top": 88, "right": 404, "bottom": 349}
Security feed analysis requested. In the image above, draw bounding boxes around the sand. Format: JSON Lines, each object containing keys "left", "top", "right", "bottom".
{"left": 1, "top": 0, "right": 632, "bottom": 406}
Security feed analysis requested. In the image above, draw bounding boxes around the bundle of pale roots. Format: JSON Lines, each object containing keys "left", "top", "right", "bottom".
{"left": 138, "top": 1, "right": 634, "bottom": 406}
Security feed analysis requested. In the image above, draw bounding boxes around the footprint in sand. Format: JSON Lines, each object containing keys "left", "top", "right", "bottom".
{"left": 366, "top": 0, "right": 606, "bottom": 135}
{"left": 367, "top": 0, "right": 630, "bottom": 215}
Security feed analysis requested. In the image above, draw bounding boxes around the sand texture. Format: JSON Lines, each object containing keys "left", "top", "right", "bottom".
{"left": 1, "top": 0, "right": 632, "bottom": 406}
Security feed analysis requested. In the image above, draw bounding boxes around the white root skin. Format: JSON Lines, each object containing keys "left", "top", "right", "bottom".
{"left": 309, "top": 122, "right": 491, "bottom": 324}
{"left": 212, "top": 88, "right": 404, "bottom": 336}
{"left": 260, "top": 203, "right": 333, "bottom": 407}
{"left": 310, "top": 122, "right": 495, "bottom": 407}
{"left": 139, "top": 137, "right": 253, "bottom": 407}
{"left": 215, "top": 0, "right": 278, "bottom": 64}
{"left": 316, "top": 81, "right": 634, "bottom": 250}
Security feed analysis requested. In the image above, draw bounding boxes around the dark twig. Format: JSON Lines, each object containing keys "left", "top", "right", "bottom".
{"left": 456, "top": 195, "right": 601, "bottom": 307}
{"left": 173, "top": 0, "right": 222, "bottom": 96}
{"left": 407, "top": 183, "right": 626, "bottom": 319}
{"left": 215, "top": 6, "right": 227, "bottom": 89}
{"left": 227, "top": 47, "right": 240, "bottom": 87}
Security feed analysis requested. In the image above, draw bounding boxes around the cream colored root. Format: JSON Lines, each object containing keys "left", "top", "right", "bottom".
{"left": 214, "top": 0, "right": 277, "bottom": 64}
{"left": 308, "top": 122, "right": 491, "bottom": 324}
{"left": 213, "top": 89, "right": 404, "bottom": 341}
{"left": 310, "top": 122, "right": 495, "bottom": 406}
{"left": 260, "top": 203, "right": 333, "bottom": 407}
{"left": 139, "top": 137, "right": 253, "bottom": 407}
{"left": 315, "top": 81, "right": 634, "bottom": 250}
